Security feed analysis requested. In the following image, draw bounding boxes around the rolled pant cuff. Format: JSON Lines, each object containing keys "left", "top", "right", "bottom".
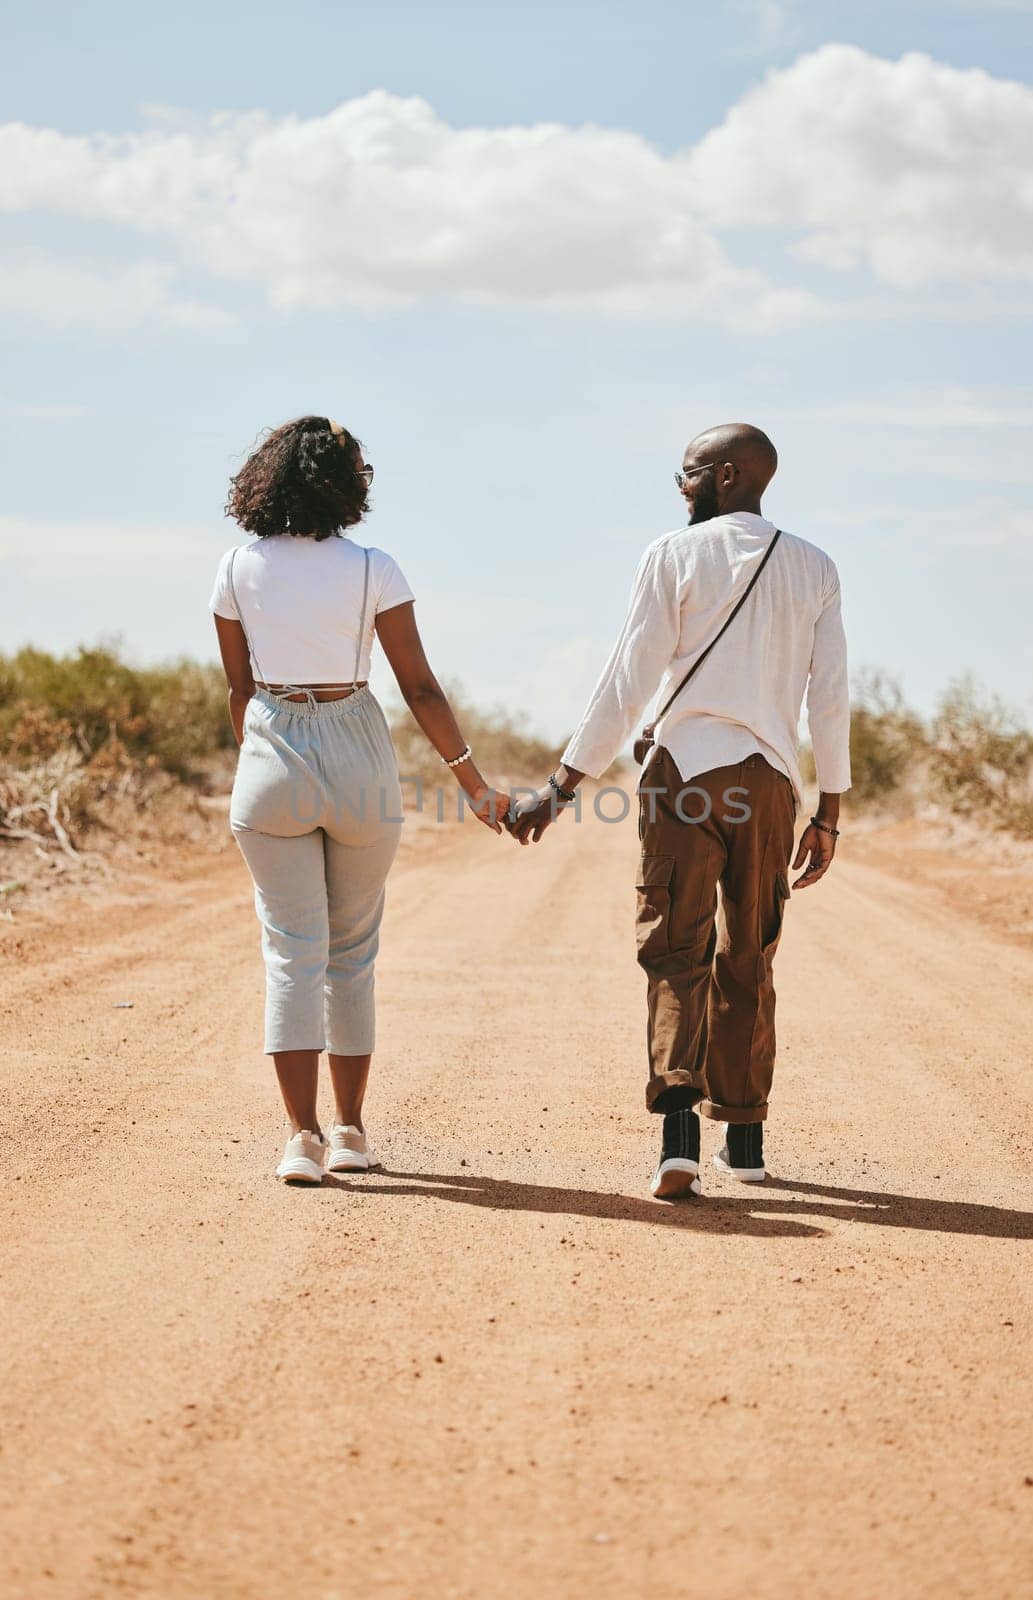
{"left": 699, "top": 1099, "right": 768, "bottom": 1125}
{"left": 646, "top": 1069, "right": 707, "bottom": 1114}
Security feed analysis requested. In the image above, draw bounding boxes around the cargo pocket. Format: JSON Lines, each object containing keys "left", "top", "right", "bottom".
{"left": 758, "top": 870, "right": 791, "bottom": 978}
{"left": 635, "top": 853, "right": 676, "bottom": 962}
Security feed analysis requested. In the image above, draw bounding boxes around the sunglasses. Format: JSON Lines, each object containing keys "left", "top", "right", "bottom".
{"left": 674, "top": 462, "right": 717, "bottom": 492}
{"left": 359, "top": 463, "right": 374, "bottom": 485}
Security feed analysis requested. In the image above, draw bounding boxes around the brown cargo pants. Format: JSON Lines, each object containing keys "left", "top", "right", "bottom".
{"left": 636, "top": 746, "right": 797, "bottom": 1124}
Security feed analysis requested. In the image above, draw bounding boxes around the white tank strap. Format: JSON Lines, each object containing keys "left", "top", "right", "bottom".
{"left": 352, "top": 546, "right": 371, "bottom": 688}
{"left": 226, "top": 546, "right": 269, "bottom": 684}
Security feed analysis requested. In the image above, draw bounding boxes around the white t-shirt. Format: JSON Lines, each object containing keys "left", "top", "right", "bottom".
{"left": 209, "top": 534, "right": 414, "bottom": 684}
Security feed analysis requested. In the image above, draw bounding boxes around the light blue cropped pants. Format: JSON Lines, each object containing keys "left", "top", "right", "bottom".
{"left": 229, "top": 687, "right": 403, "bottom": 1056}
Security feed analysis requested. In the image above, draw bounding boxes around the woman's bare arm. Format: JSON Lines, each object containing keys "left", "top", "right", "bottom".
{"left": 375, "top": 602, "right": 510, "bottom": 832}
{"left": 213, "top": 615, "right": 255, "bottom": 745}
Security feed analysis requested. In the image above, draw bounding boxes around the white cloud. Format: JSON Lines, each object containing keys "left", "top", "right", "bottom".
{"left": 0, "top": 249, "right": 233, "bottom": 330}
{"left": 0, "top": 45, "right": 1031, "bottom": 325}
{"left": 689, "top": 44, "right": 1033, "bottom": 289}
{"left": 0, "top": 98, "right": 808, "bottom": 328}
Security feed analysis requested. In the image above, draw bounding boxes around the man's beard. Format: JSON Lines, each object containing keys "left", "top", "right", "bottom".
{"left": 687, "top": 476, "right": 720, "bottom": 525}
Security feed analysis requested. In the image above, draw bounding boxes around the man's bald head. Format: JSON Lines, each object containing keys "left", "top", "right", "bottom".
{"left": 678, "top": 423, "right": 778, "bottom": 525}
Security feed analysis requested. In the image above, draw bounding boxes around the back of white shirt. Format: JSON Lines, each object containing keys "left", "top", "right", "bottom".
{"left": 561, "top": 513, "right": 851, "bottom": 805}
{"left": 209, "top": 533, "right": 414, "bottom": 684}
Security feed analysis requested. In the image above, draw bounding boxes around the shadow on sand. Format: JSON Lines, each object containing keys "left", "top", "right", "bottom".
{"left": 319, "top": 1167, "right": 1033, "bottom": 1242}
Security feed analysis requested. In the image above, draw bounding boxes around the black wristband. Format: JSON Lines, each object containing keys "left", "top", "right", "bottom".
{"left": 810, "top": 816, "right": 840, "bottom": 838}
{"left": 548, "top": 773, "right": 576, "bottom": 804}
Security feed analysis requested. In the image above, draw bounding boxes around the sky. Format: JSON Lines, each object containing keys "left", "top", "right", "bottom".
{"left": 1, "top": 0, "right": 1032, "bottom": 741}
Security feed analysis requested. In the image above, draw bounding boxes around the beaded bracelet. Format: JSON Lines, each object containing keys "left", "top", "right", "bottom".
{"left": 810, "top": 816, "right": 841, "bottom": 838}
{"left": 548, "top": 773, "right": 577, "bottom": 804}
{"left": 442, "top": 745, "right": 472, "bottom": 768}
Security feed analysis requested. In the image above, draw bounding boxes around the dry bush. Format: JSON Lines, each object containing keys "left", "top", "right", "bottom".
{"left": 0, "top": 643, "right": 233, "bottom": 778}
{"left": 0, "top": 747, "right": 89, "bottom": 858}
{"left": 0, "top": 643, "right": 234, "bottom": 861}
{"left": 848, "top": 670, "right": 929, "bottom": 810}
{"left": 931, "top": 676, "right": 1033, "bottom": 838}
{"left": 0, "top": 737, "right": 218, "bottom": 863}
{"left": 798, "top": 670, "right": 927, "bottom": 813}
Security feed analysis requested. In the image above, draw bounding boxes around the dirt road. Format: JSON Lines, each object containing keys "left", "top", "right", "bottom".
{"left": 1, "top": 795, "right": 1031, "bottom": 1599}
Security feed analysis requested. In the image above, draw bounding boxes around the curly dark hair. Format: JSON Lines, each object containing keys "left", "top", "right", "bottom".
{"left": 226, "top": 415, "right": 370, "bottom": 540}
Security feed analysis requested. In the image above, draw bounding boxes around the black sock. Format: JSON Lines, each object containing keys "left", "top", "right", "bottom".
{"left": 726, "top": 1122, "right": 763, "bottom": 1168}
{"left": 653, "top": 1084, "right": 700, "bottom": 1115}
{"left": 661, "top": 1107, "right": 700, "bottom": 1165}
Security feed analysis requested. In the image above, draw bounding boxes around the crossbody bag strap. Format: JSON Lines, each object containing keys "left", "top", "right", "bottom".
{"left": 653, "top": 528, "right": 782, "bottom": 724}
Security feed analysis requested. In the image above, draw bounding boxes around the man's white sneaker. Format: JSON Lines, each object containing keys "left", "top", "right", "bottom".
{"left": 275, "top": 1129, "right": 327, "bottom": 1184}
{"left": 326, "top": 1124, "right": 381, "bottom": 1173}
{"left": 650, "top": 1158, "right": 702, "bottom": 1199}
{"left": 713, "top": 1123, "right": 766, "bottom": 1182}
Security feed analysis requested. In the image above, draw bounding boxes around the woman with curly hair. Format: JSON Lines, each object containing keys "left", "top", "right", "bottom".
{"left": 210, "top": 415, "right": 510, "bottom": 1185}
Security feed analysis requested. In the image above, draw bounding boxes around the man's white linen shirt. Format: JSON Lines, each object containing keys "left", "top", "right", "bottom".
{"left": 560, "top": 513, "right": 852, "bottom": 808}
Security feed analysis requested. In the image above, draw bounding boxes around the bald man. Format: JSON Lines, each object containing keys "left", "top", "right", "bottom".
{"left": 510, "top": 424, "right": 851, "bottom": 1198}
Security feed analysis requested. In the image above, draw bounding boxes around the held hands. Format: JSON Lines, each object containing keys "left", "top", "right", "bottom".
{"left": 465, "top": 781, "right": 560, "bottom": 843}
{"left": 506, "top": 784, "right": 568, "bottom": 846}
{"left": 466, "top": 782, "right": 568, "bottom": 843}
{"left": 466, "top": 785, "right": 515, "bottom": 834}
{"left": 458, "top": 762, "right": 579, "bottom": 843}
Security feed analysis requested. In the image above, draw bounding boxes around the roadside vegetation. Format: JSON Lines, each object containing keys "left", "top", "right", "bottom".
{"left": 798, "top": 669, "right": 1033, "bottom": 838}
{"left": 2, "top": 645, "right": 1031, "bottom": 895}
{"left": 0, "top": 645, "right": 566, "bottom": 876}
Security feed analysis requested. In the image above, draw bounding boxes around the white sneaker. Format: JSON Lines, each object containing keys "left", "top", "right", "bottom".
{"left": 713, "top": 1124, "right": 766, "bottom": 1183}
{"left": 326, "top": 1124, "right": 381, "bottom": 1173}
{"left": 275, "top": 1129, "right": 327, "bottom": 1184}
{"left": 650, "top": 1158, "right": 702, "bottom": 1199}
